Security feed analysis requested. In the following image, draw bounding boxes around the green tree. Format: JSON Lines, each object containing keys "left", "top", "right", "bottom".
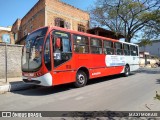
{"left": 139, "top": 39, "right": 152, "bottom": 51}
{"left": 90, "top": 0, "right": 160, "bottom": 42}
{"left": 142, "top": 10, "right": 160, "bottom": 40}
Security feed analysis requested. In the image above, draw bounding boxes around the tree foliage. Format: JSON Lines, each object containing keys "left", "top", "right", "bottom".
{"left": 138, "top": 39, "right": 152, "bottom": 52}
{"left": 142, "top": 10, "right": 160, "bottom": 40}
{"left": 90, "top": 0, "right": 160, "bottom": 42}
{"left": 139, "top": 39, "right": 152, "bottom": 47}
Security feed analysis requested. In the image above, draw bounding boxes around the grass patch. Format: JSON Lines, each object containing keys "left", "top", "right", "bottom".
{"left": 154, "top": 91, "right": 160, "bottom": 100}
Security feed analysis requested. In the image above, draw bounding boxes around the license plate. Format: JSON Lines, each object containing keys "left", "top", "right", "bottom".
{"left": 24, "top": 73, "right": 34, "bottom": 77}
{"left": 28, "top": 77, "right": 32, "bottom": 81}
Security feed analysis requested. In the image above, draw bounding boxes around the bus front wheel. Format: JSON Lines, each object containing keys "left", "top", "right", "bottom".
{"left": 123, "top": 65, "right": 130, "bottom": 77}
{"left": 74, "top": 70, "right": 87, "bottom": 88}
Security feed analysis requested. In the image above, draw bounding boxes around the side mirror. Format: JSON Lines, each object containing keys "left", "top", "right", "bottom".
{"left": 56, "top": 37, "right": 62, "bottom": 49}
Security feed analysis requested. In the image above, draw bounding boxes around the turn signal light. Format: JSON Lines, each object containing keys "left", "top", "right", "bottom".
{"left": 36, "top": 72, "right": 42, "bottom": 77}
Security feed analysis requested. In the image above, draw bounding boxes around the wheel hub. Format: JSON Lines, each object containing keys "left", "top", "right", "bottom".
{"left": 126, "top": 67, "right": 129, "bottom": 75}
{"left": 78, "top": 74, "right": 85, "bottom": 84}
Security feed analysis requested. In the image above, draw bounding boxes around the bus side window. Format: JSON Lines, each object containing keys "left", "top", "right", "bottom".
{"left": 130, "top": 45, "right": 138, "bottom": 56}
{"left": 115, "top": 42, "right": 123, "bottom": 55}
{"left": 90, "top": 38, "right": 102, "bottom": 54}
{"left": 73, "top": 35, "right": 89, "bottom": 53}
{"left": 136, "top": 46, "right": 139, "bottom": 56}
{"left": 123, "top": 44, "right": 130, "bottom": 56}
{"left": 103, "top": 40, "right": 114, "bottom": 55}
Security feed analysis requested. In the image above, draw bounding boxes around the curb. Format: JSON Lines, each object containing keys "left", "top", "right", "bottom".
{"left": 0, "top": 81, "right": 34, "bottom": 94}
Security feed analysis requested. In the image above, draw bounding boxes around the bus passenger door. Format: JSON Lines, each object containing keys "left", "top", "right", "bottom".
{"left": 43, "top": 35, "right": 52, "bottom": 72}
{"left": 51, "top": 31, "right": 74, "bottom": 85}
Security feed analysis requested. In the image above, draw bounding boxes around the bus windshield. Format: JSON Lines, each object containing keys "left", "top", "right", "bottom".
{"left": 22, "top": 27, "right": 48, "bottom": 72}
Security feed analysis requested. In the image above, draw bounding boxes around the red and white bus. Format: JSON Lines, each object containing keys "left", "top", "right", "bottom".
{"left": 22, "top": 26, "right": 139, "bottom": 87}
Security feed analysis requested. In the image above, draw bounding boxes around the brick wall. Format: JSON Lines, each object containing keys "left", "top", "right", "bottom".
{"left": 12, "top": 0, "right": 90, "bottom": 45}
{"left": 18, "top": 0, "right": 46, "bottom": 43}
{"left": 11, "top": 19, "right": 21, "bottom": 42}
{"left": 0, "top": 44, "right": 23, "bottom": 78}
{"left": 46, "top": 0, "right": 89, "bottom": 31}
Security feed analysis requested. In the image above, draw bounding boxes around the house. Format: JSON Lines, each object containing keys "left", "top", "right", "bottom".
{"left": 87, "top": 27, "right": 124, "bottom": 40}
{"left": 139, "top": 40, "right": 160, "bottom": 57}
{"left": 12, "top": 0, "right": 90, "bottom": 45}
{"left": 0, "top": 26, "right": 14, "bottom": 44}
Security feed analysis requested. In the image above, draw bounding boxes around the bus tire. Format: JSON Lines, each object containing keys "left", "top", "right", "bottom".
{"left": 74, "top": 70, "right": 87, "bottom": 88}
{"left": 123, "top": 65, "right": 130, "bottom": 77}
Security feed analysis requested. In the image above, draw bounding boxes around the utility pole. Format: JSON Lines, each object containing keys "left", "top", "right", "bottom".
{"left": 5, "top": 43, "right": 7, "bottom": 83}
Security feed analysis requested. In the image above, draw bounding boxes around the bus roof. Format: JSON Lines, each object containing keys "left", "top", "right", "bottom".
{"left": 33, "top": 26, "right": 138, "bottom": 46}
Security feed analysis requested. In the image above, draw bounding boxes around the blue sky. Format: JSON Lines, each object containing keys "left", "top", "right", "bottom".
{"left": 0, "top": 0, "right": 94, "bottom": 27}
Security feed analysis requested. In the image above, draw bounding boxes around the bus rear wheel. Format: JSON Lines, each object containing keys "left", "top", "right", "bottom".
{"left": 123, "top": 65, "right": 130, "bottom": 77}
{"left": 74, "top": 70, "right": 87, "bottom": 88}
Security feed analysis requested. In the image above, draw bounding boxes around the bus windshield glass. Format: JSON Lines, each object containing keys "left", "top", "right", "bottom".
{"left": 22, "top": 27, "right": 48, "bottom": 72}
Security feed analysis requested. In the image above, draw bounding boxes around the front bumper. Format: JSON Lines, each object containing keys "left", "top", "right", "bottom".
{"left": 23, "top": 73, "right": 52, "bottom": 86}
